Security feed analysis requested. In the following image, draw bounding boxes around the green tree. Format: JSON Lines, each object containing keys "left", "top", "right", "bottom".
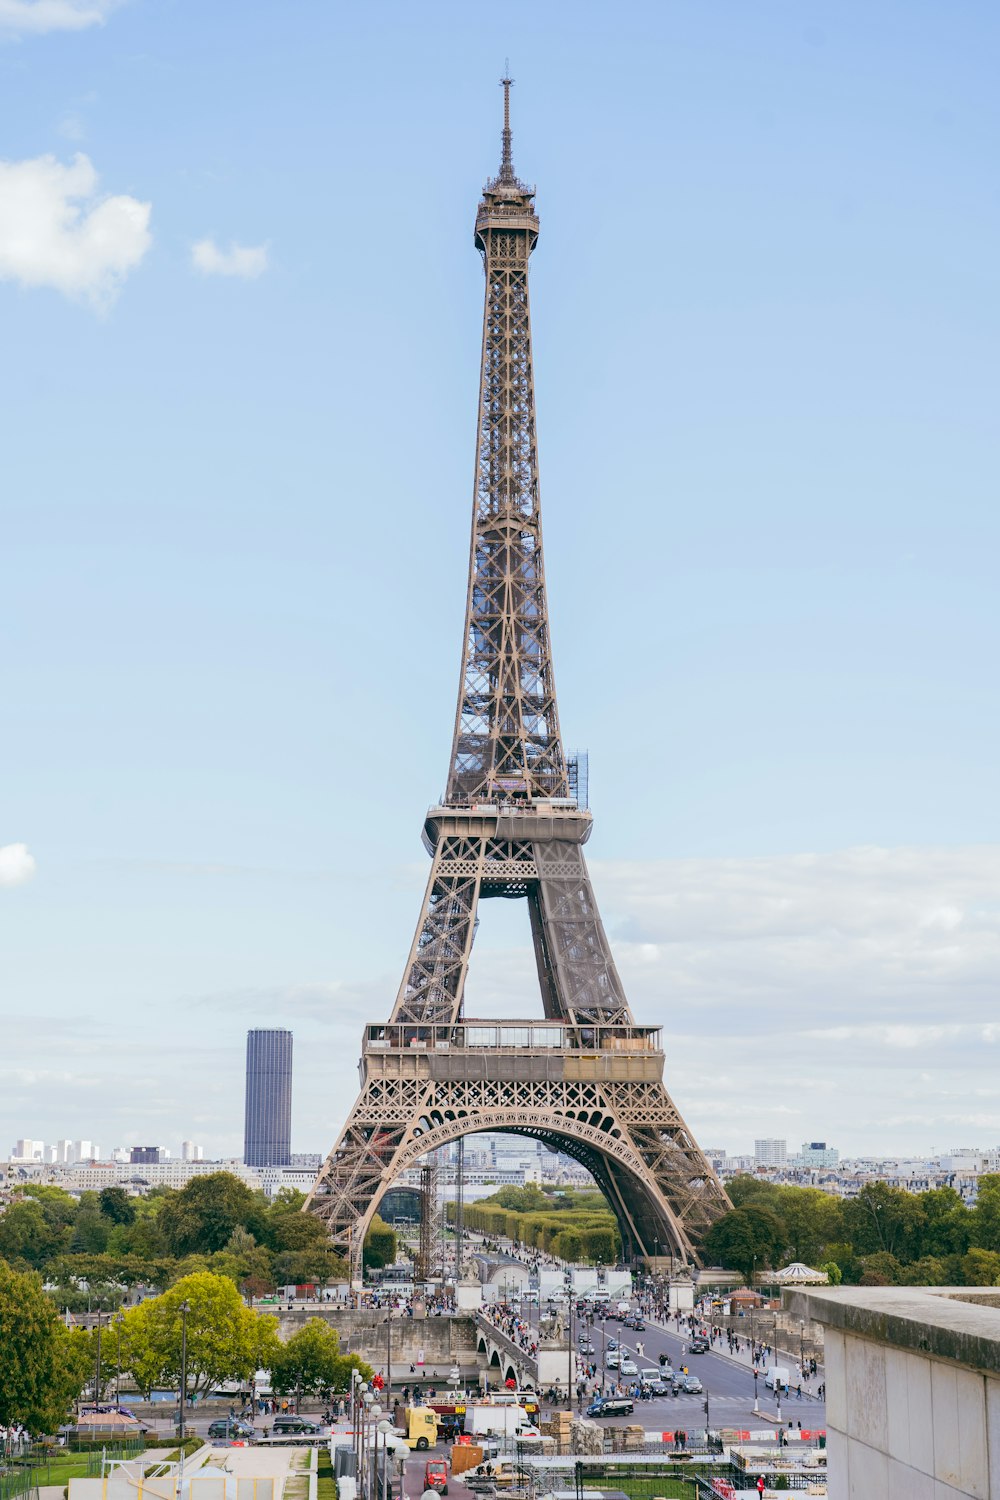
{"left": 914, "top": 1187, "right": 967, "bottom": 1252}
{"left": 580, "top": 1227, "right": 620, "bottom": 1264}
{"left": 896, "top": 1255, "right": 948, "bottom": 1286}
{"left": 0, "top": 1198, "right": 72, "bottom": 1269}
{"left": 857, "top": 1251, "right": 902, "bottom": 1285}
{"left": 0, "top": 1262, "right": 91, "bottom": 1430}
{"left": 842, "top": 1183, "right": 924, "bottom": 1260}
{"left": 362, "top": 1216, "right": 397, "bottom": 1271}
{"left": 488, "top": 1185, "right": 548, "bottom": 1213}
{"left": 960, "top": 1248, "right": 1000, "bottom": 1286}
{"left": 71, "top": 1193, "right": 110, "bottom": 1255}
{"left": 702, "top": 1204, "right": 784, "bottom": 1283}
{"left": 273, "top": 1250, "right": 349, "bottom": 1288}
{"left": 972, "top": 1176, "right": 1000, "bottom": 1251}
{"left": 99, "top": 1187, "right": 137, "bottom": 1226}
{"left": 725, "top": 1176, "right": 779, "bottom": 1209}
{"left": 120, "top": 1272, "right": 281, "bottom": 1397}
{"left": 270, "top": 1319, "right": 373, "bottom": 1399}
{"left": 770, "top": 1186, "right": 844, "bottom": 1265}
{"left": 267, "top": 1210, "right": 331, "bottom": 1256}
{"left": 158, "top": 1174, "right": 269, "bottom": 1257}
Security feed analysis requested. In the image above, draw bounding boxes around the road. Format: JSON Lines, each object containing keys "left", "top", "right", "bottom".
{"left": 575, "top": 1307, "right": 826, "bottom": 1435}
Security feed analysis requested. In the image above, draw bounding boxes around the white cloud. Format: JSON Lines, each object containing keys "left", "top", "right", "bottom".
{"left": 191, "top": 237, "right": 268, "bottom": 280}
{"left": 5, "top": 843, "right": 1000, "bottom": 1160}
{"left": 0, "top": 152, "right": 150, "bottom": 307}
{"left": 0, "top": 843, "right": 36, "bottom": 887}
{"left": 0, "top": 0, "right": 122, "bottom": 34}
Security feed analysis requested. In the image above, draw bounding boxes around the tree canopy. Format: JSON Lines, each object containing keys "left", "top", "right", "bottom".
{"left": 0, "top": 1172, "right": 350, "bottom": 1302}
{"left": 119, "top": 1272, "right": 281, "bottom": 1397}
{"left": 270, "top": 1318, "right": 373, "bottom": 1398}
{"left": 702, "top": 1175, "right": 1000, "bottom": 1286}
{"left": 0, "top": 1262, "right": 91, "bottom": 1431}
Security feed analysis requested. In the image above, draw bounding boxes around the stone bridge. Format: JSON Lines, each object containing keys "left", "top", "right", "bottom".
{"left": 473, "top": 1311, "right": 539, "bottom": 1389}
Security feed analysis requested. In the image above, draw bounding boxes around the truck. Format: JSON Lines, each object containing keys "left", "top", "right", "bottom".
{"left": 764, "top": 1366, "right": 791, "bottom": 1391}
{"left": 465, "top": 1404, "right": 534, "bottom": 1440}
{"left": 427, "top": 1394, "right": 540, "bottom": 1443}
{"left": 392, "top": 1406, "right": 439, "bottom": 1451}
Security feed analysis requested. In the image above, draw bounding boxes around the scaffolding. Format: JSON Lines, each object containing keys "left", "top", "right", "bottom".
{"left": 415, "top": 1155, "right": 440, "bottom": 1282}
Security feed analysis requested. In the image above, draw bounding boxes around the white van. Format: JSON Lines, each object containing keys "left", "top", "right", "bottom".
{"left": 765, "top": 1366, "right": 791, "bottom": 1390}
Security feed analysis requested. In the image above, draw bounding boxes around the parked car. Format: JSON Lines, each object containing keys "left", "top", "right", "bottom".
{"left": 208, "top": 1419, "right": 254, "bottom": 1440}
{"left": 586, "top": 1396, "right": 634, "bottom": 1419}
{"left": 424, "top": 1459, "right": 449, "bottom": 1496}
{"left": 271, "top": 1417, "right": 321, "bottom": 1435}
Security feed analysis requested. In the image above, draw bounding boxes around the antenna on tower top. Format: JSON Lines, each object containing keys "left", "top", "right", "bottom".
{"left": 499, "top": 66, "right": 514, "bottom": 181}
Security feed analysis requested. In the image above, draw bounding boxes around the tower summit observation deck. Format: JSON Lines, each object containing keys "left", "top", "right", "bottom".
{"left": 306, "top": 81, "right": 730, "bottom": 1277}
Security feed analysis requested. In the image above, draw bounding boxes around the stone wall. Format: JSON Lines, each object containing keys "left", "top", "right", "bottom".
{"left": 275, "top": 1309, "right": 478, "bottom": 1372}
{"left": 786, "top": 1285, "right": 1000, "bottom": 1499}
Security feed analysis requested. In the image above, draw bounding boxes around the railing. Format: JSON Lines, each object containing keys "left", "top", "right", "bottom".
{"left": 474, "top": 1312, "right": 538, "bottom": 1375}
{"left": 365, "top": 1022, "right": 661, "bottom": 1054}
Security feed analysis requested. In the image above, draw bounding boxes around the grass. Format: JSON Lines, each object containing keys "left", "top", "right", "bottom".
{"left": 317, "top": 1445, "right": 336, "bottom": 1500}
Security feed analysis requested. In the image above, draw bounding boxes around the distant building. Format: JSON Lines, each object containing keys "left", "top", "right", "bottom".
{"left": 799, "top": 1140, "right": 839, "bottom": 1167}
{"left": 244, "top": 1029, "right": 293, "bottom": 1168}
{"left": 130, "top": 1146, "right": 160, "bottom": 1165}
{"left": 181, "top": 1141, "right": 204, "bottom": 1162}
{"left": 72, "top": 1141, "right": 99, "bottom": 1162}
{"left": 754, "top": 1138, "right": 787, "bottom": 1167}
{"left": 11, "top": 1139, "right": 44, "bottom": 1162}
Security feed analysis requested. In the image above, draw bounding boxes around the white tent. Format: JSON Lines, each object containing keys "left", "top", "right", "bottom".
{"left": 773, "top": 1261, "right": 829, "bottom": 1284}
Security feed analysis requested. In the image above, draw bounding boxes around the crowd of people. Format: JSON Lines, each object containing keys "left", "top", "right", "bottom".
{"left": 480, "top": 1300, "right": 539, "bottom": 1357}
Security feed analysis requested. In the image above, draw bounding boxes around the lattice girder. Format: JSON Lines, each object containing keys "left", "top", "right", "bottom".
{"left": 306, "top": 82, "right": 731, "bottom": 1278}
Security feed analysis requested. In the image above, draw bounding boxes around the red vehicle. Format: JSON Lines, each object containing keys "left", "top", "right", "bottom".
{"left": 424, "top": 1460, "right": 449, "bottom": 1496}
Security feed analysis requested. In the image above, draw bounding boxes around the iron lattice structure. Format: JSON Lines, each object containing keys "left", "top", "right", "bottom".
{"left": 307, "top": 81, "right": 731, "bottom": 1276}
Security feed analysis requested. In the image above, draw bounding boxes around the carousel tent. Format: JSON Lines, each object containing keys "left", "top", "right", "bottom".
{"left": 773, "top": 1261, "right": 829, "bottom": 1284}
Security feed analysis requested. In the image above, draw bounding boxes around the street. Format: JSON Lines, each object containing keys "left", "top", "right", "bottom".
{"left": 576, "top": 1307, "right": 826, "bottom": 1436}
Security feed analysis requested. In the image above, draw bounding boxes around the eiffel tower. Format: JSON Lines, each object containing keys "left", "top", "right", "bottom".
{"left": 307, "top": 79, "right": 731, "bottom": 1278}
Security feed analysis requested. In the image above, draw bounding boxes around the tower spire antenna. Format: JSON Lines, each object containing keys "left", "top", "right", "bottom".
{"left": 499, "top": 65, "right": 514, "bottom": 181}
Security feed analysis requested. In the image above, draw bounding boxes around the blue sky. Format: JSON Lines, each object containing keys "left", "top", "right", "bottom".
{"left": 1, "top": 0, "right": 998, "bottom": 1163}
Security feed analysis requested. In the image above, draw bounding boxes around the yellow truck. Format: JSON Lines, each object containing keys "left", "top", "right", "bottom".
{"left": 393, "top": 1405, "right": 440, "bottom": 1451}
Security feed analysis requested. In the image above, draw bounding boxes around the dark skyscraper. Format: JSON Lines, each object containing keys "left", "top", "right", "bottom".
{"left": 244, "top": 1029, "right": 292, "bottom": 1167}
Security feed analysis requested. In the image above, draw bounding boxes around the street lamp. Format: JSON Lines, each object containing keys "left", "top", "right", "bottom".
{"left": 178, "top": 1301, "right": 190, "bottom": 1441}
{"left": 361, "top": 1389, "right": 375, "bottom": 1499}
{"left": 114, "top": 1310, "right": 124, "bottom": 1406}
{"left": 376, "top": 1418, "right": 393, "bottom": 1500}
{"left": 94, "top": 1304, "right": 104, "bottom": 1405}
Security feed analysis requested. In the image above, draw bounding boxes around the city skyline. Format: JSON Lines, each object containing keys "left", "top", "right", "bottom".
{"left": 2, "top": 2, "right": 998, "bottom": 1161}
